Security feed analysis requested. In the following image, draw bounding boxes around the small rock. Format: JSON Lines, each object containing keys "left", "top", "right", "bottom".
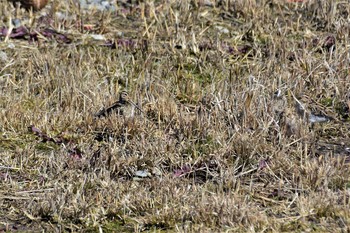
{"left": 8, "top": 43, "right": 15, "bottom": 49}
{"left": 215, "top": 25, "right": 230, "bottom": 34}
{"left": 135, "top": 170, "right": 151, "bottom": 178}
{"left": 89, "top": 34, "right": 106, "bottom": 40}
{"left": 0, "top": 51, "right": 8, "bottom": 61}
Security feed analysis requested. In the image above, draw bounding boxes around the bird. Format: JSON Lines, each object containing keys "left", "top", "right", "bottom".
{"left": 94, "top": 91, "right": 145, "bottom": 118}
{"left": 94, "top": 91, "right": 130, "bottom": 118}
{"left": 9, "top": 0, "right": 49, "bottom": 11}
{"left": 273, "top": 89, "right": 335, "bottom": 124}
{"left": 272, "top": 89, "right": 337, "bottom": 138}
{"left": 291, "top": 92, "right": 335, "bottom": 124}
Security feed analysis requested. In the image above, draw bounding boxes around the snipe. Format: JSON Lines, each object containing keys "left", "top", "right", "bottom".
{"left": 95, "top": 91, "right": 135, "bottom": 118}
{"left": 9, "top": 0, "right": 49, "bottom": 11}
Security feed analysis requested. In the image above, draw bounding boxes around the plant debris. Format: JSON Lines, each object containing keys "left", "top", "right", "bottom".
{"left": 1, "top": 0, "right": 350, "bottom": 232}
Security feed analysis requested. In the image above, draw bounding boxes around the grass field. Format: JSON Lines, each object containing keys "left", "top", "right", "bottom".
{"left": 1, "top": 0, "right": 350, "bottom": 232}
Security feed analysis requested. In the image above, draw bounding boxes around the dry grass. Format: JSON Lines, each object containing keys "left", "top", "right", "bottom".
{"left": 1, "top": 0, "right": 350, "bottom": 232}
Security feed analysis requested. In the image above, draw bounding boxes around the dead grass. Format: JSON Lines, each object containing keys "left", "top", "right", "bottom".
{"left": 1, "top": 0, "right": 350, "bottom": 232}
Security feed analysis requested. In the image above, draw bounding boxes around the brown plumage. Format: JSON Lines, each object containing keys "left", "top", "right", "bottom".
{"left": 94, "top": 91, "right": 131, "bottom": 118}
{"left": 9, "top": 0, "right": 49, "bottom": 11}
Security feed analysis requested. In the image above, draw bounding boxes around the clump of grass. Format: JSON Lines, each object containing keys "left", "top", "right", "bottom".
{"left": 1, "top": 0, "right": 350, "bottom": 231}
